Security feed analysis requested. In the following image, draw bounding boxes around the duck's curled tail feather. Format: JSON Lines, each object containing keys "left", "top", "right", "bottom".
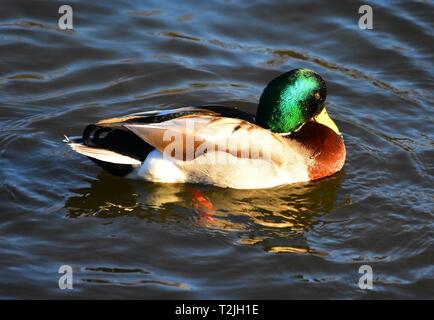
{"left": 65, "top": 123, "right": 153, "bottom": 176}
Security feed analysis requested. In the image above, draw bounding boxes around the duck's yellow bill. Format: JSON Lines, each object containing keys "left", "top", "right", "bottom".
{"left": 313, "top": 107, "right": 340, "bottom": 135}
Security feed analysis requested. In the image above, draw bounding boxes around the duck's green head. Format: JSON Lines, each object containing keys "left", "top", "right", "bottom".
{"left": 256, "top": 68, "right": 327, "bottom": 134}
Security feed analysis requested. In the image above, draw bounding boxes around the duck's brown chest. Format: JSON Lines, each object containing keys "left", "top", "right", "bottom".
{"left": 291, "top": 121, "right": 346, "bottom": 180}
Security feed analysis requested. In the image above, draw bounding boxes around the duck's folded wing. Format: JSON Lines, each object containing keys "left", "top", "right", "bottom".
{"left": 66, "top": 106, "right": 257, "bottom": 176}
{"left": 77, "top": 106, "right": 254, "bottom": 161}
{"left": 124, "top": 115, "right": 294, "bottom": 165}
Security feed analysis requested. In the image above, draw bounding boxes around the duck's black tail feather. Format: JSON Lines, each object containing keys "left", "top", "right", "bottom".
{"left": 65, "top": 124, "right": 153, "bottom": 177}
{"left": 82, "top": 124, "right": 152, "bottom": 161}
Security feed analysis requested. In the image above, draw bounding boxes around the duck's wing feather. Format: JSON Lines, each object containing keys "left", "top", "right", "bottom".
{"left": 80, "top": 105, "right": 255, "bottom": 161}
{"left": 66, "top": 105, "right": 256, "bottom": 176}
{"left": 124, "top": 115, "right": 293, "bottom": 165}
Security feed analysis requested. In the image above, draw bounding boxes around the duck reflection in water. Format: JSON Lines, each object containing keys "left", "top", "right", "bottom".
{"left": 65, "top": 171, "right": 344, "bottom": 255}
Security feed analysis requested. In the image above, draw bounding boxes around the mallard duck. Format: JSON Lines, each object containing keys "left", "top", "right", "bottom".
{"left": 65, "top": 68, "right": 345, "bottom": 189}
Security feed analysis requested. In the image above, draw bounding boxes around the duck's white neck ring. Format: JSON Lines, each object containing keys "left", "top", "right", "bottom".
{"left": 275, "top": 121, "right": 306, "bottom": 137}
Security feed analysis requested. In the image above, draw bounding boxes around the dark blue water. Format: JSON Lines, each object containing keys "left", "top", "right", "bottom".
{"left": 0, "top": 0, "right": 433, "bottom": 299}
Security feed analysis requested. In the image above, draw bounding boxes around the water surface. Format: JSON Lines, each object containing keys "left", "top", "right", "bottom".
{"left": 0, "top": 0, "right": 433, "bottom": 299}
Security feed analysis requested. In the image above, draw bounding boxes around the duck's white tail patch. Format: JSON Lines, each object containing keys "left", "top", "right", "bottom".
{"left": 67, "top": 143, "right": 141, "bottom": 165}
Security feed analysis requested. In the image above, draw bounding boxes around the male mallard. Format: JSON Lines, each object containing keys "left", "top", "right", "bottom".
{"left": 65, "top": 68, "right": 345, "bottom": 189}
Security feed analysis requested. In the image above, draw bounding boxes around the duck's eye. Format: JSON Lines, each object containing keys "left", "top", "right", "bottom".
{"left": 314, "top": 92, "right": 321, "bottom": 100}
